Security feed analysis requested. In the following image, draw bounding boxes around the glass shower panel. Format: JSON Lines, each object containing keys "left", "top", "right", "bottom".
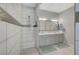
{"left": 20, "top": 4, "right": 39, "bottom": 55}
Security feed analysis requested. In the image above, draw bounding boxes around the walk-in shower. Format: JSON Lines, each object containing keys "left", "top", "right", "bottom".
{"left": 0, "top": 3, "right": 74, "bottom": 55}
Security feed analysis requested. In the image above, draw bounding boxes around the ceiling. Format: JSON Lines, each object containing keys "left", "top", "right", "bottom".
{"left": 39, "top": 3, "right": 74, "bottom": 13}
{"left": 22, "top": 3, "right": 37, "bottom": 8}
{"left": 22, "top": 3, "right": 74, "bottom": 13}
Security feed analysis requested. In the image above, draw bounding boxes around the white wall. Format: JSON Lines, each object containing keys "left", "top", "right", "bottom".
{"left": 38, "top": 9, "right": 59, "bottom": 20}
{"left": 59, "top": 6, "right": 74, "bottom": 45}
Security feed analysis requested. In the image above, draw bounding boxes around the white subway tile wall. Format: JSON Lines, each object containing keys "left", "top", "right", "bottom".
{"left": 0, "top": 4, "right": 35, "bottom": 55}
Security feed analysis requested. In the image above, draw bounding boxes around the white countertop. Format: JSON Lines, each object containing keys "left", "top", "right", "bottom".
{"left": 39, "top": 31, "right": 64, "bottom": 35}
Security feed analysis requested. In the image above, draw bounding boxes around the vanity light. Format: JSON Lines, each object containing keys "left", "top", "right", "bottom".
{"left": 51, "top": 19, "right": 58, "bottom": 22}
{"left": 39, "top": 18, "right": 47, "bottom": 21}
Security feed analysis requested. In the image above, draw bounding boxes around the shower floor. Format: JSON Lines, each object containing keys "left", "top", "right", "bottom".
{"left": 21, "top": 42, "right": 74, "bottom": 55}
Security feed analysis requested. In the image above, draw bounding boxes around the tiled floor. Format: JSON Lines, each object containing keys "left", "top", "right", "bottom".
{"left": 20, "top": 43, "right": 74, "bottom": 55}
{"left": 21, "top": 47, "right": 39, "bottom": 55}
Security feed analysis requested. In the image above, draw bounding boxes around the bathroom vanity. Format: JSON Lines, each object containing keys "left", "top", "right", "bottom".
{"left": 39, "top": 31, "right": 65, "bottom": 46}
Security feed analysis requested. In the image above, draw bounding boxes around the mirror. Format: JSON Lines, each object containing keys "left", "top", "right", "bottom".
{"left": 38, "top": 18, "right": 59, "bottom": 32}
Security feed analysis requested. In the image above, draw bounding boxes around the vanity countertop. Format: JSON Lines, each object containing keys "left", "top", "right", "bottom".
{"left": 39, "top": 31, "right": 64, "bottom": 35}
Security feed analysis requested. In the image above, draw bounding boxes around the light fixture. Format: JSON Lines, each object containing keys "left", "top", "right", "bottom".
{"left": 51, "top": 19, "right": 58, "bottom": 22}
{"left": 39, "top": 18, "right": 47, "bottom": 21}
